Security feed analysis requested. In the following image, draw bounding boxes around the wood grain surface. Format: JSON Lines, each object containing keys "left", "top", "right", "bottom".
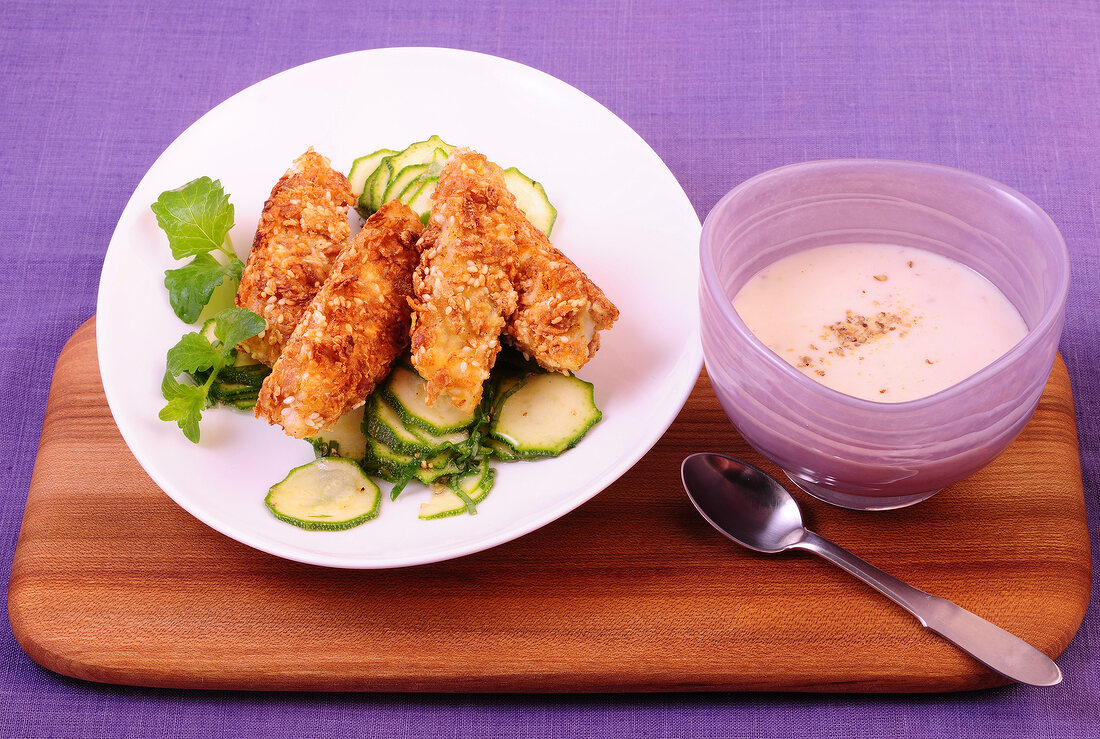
{"left": 7, "top": 318, "right": 1092, "bottom": 692}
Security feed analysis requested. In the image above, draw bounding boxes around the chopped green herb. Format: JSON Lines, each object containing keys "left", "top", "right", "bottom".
{"left": 308, "top": 437, "right": 340, "bottom": 458}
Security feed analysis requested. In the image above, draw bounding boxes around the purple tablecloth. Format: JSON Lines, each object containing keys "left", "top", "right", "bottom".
{"left": 2, "top": 1, "right": 1097, "bottom": 736}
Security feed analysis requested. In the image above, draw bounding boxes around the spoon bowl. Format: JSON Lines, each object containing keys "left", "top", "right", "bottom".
{"left": 681, "top": 452, "right": 806, "bottom": 553}
{"left": 680, "top": 452, "right": 1062, "bottom": 687}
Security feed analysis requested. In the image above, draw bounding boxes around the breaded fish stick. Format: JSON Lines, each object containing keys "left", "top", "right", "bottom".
{"left": 236, "top": 148, "right": 355, "bottom": 366}
{"left": 255, "top": 201, "right": 425, "bottom": 438}
{"left": 409, "top": 149, "right": 519, "bottom": 412}
{"left": 504, "top": 214, "right": 618, "bottom": 372}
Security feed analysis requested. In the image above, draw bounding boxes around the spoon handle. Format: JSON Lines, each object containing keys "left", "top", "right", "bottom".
{"left": 794, "top": 530, "right": 1062, "bottom": 687}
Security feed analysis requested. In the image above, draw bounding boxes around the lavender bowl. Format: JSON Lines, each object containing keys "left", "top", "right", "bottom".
{"left": 699, "top": 160, "right": 1069, "bottom": 510}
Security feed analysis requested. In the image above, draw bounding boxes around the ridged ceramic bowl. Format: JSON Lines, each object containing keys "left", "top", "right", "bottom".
{"left": 699, "top": 160, "right": 1069, "bottom": 509}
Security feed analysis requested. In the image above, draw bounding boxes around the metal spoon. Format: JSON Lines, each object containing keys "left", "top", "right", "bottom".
{"left": 680, "top": 452, "right": 1062, "bottom": 687}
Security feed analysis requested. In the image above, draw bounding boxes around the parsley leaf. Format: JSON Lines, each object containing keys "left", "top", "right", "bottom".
{"left": 213, "top": 306, "right": 268, "bottom": 349}
{"left": 159, "top": 374, "right": 208, "bottom": 443}
{"left": 152, "top": 176, "right": 244, "bottom": 324}
{"left": 166, "top": 332, "right": 222, "bottom": 376}
{"left": 159, "top": 307, "right": 266, "bottom": 443}
{"left": 164, "top": 253, "right": 244, "bottom": 324}
{"left": 151, "top": 177, "right": 235, "bottom": 260}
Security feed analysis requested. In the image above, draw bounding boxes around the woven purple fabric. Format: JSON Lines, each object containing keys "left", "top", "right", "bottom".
{"left": 2, "top": 0, "right": 1098, "bottom": 736}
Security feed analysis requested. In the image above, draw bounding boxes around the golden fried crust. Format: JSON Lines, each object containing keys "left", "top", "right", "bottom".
{"left": 255, "top": 201, "right": 425, "bottom": 438}
{"left": 235, "top": 148, "right": 356, "bottom": 367}
{"left": 504, "top": 215, "right": 619, "bottom": 372}
{"left": 409, "top": 149, "right": 519, "bottom": 412}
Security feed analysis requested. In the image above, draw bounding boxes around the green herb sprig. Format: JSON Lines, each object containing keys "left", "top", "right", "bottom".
{"left": 159, "top": 307, "right": 266, "bottom": 443}
{"left": 151, "top": 177, "right": 244, "bottom": 323}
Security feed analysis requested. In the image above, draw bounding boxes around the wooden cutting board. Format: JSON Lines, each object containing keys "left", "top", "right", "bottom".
{"left": 7, "top": 318, "right": 1091, "bottom": 692}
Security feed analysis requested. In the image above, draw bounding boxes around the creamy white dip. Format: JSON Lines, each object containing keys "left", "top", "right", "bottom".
{"left": 732, "top": 244, "right": 1028, "bottom": 402}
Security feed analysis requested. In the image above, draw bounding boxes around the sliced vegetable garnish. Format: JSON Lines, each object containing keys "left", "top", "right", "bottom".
{"left": 489, "top": 373, "right": 602, "bottom": 457}
{"left": 383, "top": 365, "right": 477, "bottom": 435}
{"left": 351, "top": 137, "right": 556, "bottom": 235}
{"left": 307, "top": 405, "right": 368, "bottom": 461}
{"left": 266, "top": 457, "right": 381, "bottom": 531}
{"left": 418, "top": 457, "right": 495, "bottom": 520}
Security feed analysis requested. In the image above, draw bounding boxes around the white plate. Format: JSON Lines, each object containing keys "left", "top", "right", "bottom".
{"left": 97, "top": 48, "right": 701, "bottom": 568}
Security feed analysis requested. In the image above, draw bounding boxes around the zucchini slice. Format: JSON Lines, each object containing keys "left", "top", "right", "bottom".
{"left": 200, "top": 318, "right": 219, "bottom": 344}
{"left": 383, "top": 162, "right": 429, "bottom": 204}
{"left": 415, "top": 450, "right": 463, "bottom": 484}
{"left": 349, "top": 147, "right": 397, "bottom": 197}
{"left": 409, "top": 424, "right": 469, "bottom": 450}
{"left": 265, "top": 457, "right": 381, "bottom": 531}
{"left": 214, "top": 364, "right": 269, "bottom": 384}
{"left": 489, "top": 373, "right": 601, "bottom": 457}
{"left": 403, "top": 177, "right": 438, "bottom": 216}
{"left": 425, "top": 146, "right": 449, "bottom": 177}
{"left": 351, "top": 139, "right": 555, "bottom": 236}
{"left": 362, "top": 433, "right": 417, "bottom": 482}
{"left": 366, "top": 391, "right": 468, "bottom": 457}
{"left": 488, "top": 374, "right": 527, "bottom": 416}
{"left": 484, "top": 438, "right": 520, "bottom": 462}
{"left": 397, "top": 147, "right": 450, "bottom": 213}
{"left": 419, "top": 490, "right": 466, "bottom": 519}
{"left": 503, "top": 167, "right": 557, "bottom": 236}
{"left": 370, "top": 136, "right": 454, "bottom": 213}
{"left": 361, "top": 158, "right": 393, "bottom": 217}
{"left": 382, "top": 365, "right": 476, "bottom": 435}
{"left": 419, "top": 457, "right": 495, "bottom": 519}
{"left": 207, "top": 372, "right": 269, "bottom": 411}
{"left": 387, "top": 136, "right": 454, "bottom": 179}
{"left": 398, "top": 147, "right": 449, "bottom": 199}
{"left": 230, "top": 349, "right": 261, "bottom": 368}
{"left": 361, "top": 433, "right": 462, "bottom": 497}
{"left": 306, "top": 405, "right": 368, "bottom": 461}
{"left": 365, "top": 394, "right": 433, "bottom": 455}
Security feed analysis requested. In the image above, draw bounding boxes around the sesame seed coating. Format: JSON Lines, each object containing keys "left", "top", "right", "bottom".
{"left": 502, "top": 198, "right": 618, "bottom": 373}
{"left": 235, "top": 148, "right": 356, "bottom": 366}
{"left": 255, "top": 201, "right": 425, "bottom": 438}
{"left": 409, "top": 149, "right": 519, "bottom": 412}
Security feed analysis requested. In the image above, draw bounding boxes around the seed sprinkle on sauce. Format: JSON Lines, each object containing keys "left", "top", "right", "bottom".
{"left": 788, "top": 306, "right": 919, "bottom": 379}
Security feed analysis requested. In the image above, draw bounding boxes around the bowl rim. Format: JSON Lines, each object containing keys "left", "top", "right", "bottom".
{"left": 699, "top": 158, "right": 1070, "bottom": 412}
